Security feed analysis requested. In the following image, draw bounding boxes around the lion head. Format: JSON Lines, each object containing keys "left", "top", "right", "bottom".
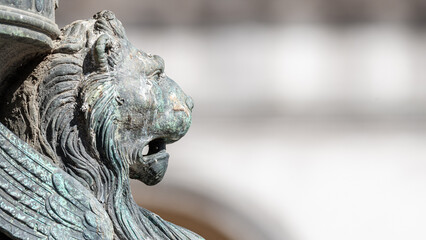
{"left": 80, "top": 11, "right": 193, "bottom": 186}
{"left": 0, "top": 10, "right": 200, "bottom": 240}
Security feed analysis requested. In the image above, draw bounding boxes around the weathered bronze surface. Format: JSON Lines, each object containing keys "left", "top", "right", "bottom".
{"left": 0, "top": 2, "right": 202, "bottom": 239}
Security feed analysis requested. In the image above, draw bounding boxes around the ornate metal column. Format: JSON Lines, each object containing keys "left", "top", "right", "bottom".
{"left": 0, "top": 0, "right": 59, "bottom": 89}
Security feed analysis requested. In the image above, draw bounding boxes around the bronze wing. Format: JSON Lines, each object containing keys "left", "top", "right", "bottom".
{"left": 0, "top": 123, "right": 114, "bottom": 240}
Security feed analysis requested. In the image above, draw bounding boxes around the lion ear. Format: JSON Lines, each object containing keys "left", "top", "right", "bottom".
{"left": 93, "top": 34, "right": 113, "bottom": 72}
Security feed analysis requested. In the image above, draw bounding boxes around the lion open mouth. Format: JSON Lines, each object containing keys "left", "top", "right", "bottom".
{"left": 129, "top": 138, "right": 170, "bottom": 185}
{"left": 143, "top": 138, "right": 167, "bottom": 159}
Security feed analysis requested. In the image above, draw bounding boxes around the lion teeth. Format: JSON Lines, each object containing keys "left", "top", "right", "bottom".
{"left": 142, "top": 145, "right": 149, "bottom": 156}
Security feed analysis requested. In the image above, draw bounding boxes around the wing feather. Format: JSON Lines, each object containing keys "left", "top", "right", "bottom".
{"left": 0, "top": 123, "right": 114, "bottom": 240}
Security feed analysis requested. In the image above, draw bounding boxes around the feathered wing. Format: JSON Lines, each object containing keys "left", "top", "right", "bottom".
{"left": 0, "top": 123, "right": 114, "bottom": 240}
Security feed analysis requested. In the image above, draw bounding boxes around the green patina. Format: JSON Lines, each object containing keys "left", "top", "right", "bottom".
{"left": 0, "top": 2, "right": 202, "bottom": 240}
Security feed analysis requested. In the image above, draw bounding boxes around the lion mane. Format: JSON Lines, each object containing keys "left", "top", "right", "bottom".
{"left": 1, "top": 11, "right": 200, "bottom": 240}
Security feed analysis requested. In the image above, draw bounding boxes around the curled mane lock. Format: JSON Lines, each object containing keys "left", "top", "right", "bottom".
{"left": 93, "top": 34, "right": 113, "bottom": 72}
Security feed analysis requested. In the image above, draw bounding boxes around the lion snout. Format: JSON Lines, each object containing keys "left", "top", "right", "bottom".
{"left": 169, "top": 93, "right": 193, "bottom": 117}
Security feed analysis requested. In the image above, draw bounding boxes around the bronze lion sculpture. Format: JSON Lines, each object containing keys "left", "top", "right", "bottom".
{"left": 0, "top": 10, "right": 202, "bottom": 240}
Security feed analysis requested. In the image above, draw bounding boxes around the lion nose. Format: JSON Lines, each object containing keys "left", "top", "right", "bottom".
{"left": 185, "top": 96, "right": 194, "bottom": 110}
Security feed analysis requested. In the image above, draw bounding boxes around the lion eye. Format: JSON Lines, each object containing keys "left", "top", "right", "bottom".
{"left": 149, "top": 70, "right": 162, "bottom": 80}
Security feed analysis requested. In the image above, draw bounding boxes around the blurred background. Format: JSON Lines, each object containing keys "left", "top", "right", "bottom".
{"left": 57, "top": 1, "right": 426, "bottom": 239}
